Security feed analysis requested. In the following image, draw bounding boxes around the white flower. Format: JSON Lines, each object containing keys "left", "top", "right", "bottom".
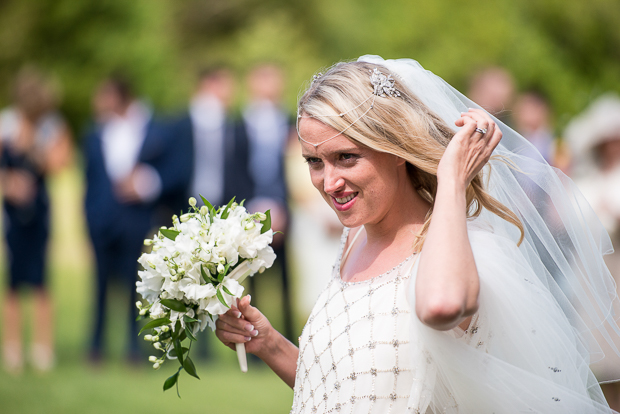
{"left": 149, "top": 302, "right": 166, "bottom": 320}
{"left": 247, "top": 246, "right": 276, "bottom": 272}
{"left": 179, "top": 279, "right": 216, "bottom": 302}
{"left": 189, "top": 197, "right": 197, "bottom": 207}
{"left": 204, "top": 296, "right": 229, "bottom": 316}
{"left": 218, "top": 278, "right": 245, "bottom": 309}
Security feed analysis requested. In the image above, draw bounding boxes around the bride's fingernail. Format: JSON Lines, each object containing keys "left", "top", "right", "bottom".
{"left": 247, "top": 295, "right": 252, "bottom": 304}
{"left": 233, "top": 311, "right": 242, "bottom": 318}
{"left": 245, "top": 337, "right": 252, "bottom": 341}
{"left": 251, "top": 330, "right": 259, "bottom": 337}
{"left": 245, "top": 324, "right": 254, "bottom": 332}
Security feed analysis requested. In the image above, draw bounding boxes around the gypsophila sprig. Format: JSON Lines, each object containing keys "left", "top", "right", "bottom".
{"left": 136, "top": 195, "right": 276, "bottom": 396}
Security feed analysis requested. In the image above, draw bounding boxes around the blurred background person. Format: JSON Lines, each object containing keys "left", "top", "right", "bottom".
{"left": 188, "top": 67, "right": 253, "bottom": 208}
{"left": 565, "top": 94, "right": 620, "bottom": 410}
{"left": 0, "top": 67, "right": 72, "bottom": 373}
{"left": 184, "top": 66, "right": 253, "bottom": 358}
{"left": 468, "top": 66, "right": 515, "bottom": 126}
{"left": 242, "top": 63, "right": 295, "bottom": 342}
{"left": 513, "top": 89, "right": 571, "bottom": 173}
{"left": 83, "top": 75, "right": 174, "bottom": 363}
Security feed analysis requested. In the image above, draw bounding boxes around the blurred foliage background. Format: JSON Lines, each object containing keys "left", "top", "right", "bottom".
{"left": 0, "top": 0, "right": 618, "bottom": 136}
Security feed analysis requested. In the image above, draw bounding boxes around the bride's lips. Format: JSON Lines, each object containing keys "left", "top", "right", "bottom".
{"left": 331, "top": 192, "right": 358, "bottom": 212}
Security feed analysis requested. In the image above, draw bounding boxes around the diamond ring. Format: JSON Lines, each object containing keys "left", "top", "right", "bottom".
{"left": 475, "top": 127, "right": 488, "bottom": 135}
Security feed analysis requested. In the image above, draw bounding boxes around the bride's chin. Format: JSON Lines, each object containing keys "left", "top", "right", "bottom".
{"left": 335, "top": 213, "right": 362, "bottom": 229}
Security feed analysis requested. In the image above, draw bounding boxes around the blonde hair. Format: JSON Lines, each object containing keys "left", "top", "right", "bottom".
{"left": 298, "top": 61, "right": 524, "bottom": 251}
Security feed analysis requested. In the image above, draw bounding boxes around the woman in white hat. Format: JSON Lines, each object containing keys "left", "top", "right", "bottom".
{"left": 566, "top": 94, "right": 620, "bottom": 410}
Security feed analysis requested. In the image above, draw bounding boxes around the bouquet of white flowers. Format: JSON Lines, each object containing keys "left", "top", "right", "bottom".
{"left": 136, "top": 196, "right": 276, "bottom": 395}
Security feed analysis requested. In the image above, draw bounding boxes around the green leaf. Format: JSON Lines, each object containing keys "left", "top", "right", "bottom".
{"left": 216, "top": 288, "right": 230, "bottom": 309}
{"left": 239, "top": 199, "right": 245, "bottom": 207}
{"left": 183, "top": 356, "right": 200, "bottom": 379}
{"left": 220, "top": 196, "right": 236, "bottom": 220}
{"left": 217, "top": 271, "right": 224, "bottom": 283}
{"left": 168, "top": 347, "right": 189, "bottom": 358}
{"left": 160, "top": 299, "right": 187, "bottom": 312}
{"left": 221, "top": 284, "right": 234, "bottom": 296}
{"left": 163, "top": 371, "right": 179, "bottom": 391}
{"left": 138, "top": 318, "right": 171, "bottom": 336}
{"left": 185, "top": 325, "right": 197, "bottom": 341}
{"left": 183, "top": 315, "right": 199, "bottom": 323}
{"left": 160, "top": 228, "right": 180, "bottom": 241}
{"left": 199, "top": 194, "right": 214, "bottom": 212}
{"left": 260, "top": 209, "right": 271, "bottom": 234}
{"left": 173, "top": 339, "right": 184, "bottom": 366}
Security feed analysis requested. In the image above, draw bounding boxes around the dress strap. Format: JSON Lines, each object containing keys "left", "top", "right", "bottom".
{"left": 342, "top": 226, "right": 364, "bottom": 266}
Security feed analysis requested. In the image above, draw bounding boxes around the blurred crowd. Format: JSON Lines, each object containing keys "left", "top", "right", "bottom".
{"left": 1, "top": 61, "right": 619, "bottom": 406}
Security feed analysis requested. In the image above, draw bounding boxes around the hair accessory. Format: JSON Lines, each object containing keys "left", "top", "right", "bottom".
{"left": 475, "top": 127, "right": 488, "bottom": 135}
{"left": 297, "top": 68, "right": 400, "bottom": 148}
{"left": 311, "top": 72, "right": 323, "bottom": 84}
{"left": 370, "top": 68, "right": 400, "bottom": 98}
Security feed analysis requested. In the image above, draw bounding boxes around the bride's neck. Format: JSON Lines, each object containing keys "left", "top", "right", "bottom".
{"left": 363, "top": 177, "right": 430, "bottom": 249}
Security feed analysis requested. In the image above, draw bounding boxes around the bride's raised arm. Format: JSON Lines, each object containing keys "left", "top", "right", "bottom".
{"left": 415, "top": 108, "right": 502, "bottom": 331}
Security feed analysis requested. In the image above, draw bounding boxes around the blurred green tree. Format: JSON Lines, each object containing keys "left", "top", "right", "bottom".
{"left": 0, "top": 0, "right": 617, "bottom": 135}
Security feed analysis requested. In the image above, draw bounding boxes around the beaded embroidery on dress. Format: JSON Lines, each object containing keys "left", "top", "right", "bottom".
{"left": 291, "top": 228, "right": 420, "bottom": 414}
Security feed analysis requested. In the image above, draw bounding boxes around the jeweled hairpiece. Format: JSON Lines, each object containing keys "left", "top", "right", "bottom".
{"left": 370, "top": 68, "right": 400, "bottom": 98}
{"left": 298, "top": 68, "right": 401, "bottom": 148}
{"left": 311, "top": 72, "right": 323, "bottom": 85}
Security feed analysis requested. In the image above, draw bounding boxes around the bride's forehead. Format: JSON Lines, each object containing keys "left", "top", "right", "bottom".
{"left": 299, "top": 133, "right": 363, "bottom": 153}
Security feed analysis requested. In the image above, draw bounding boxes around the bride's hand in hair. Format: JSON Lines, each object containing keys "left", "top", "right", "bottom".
{"left": 437, "top": 108, "right": 502, "bottom": 188}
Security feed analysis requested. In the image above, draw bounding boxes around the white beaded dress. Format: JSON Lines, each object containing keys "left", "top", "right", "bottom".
{"left": 291, "top": 228, "right": 423, "bottom": 413}
{"left": 291, "top": 220, "right": 617, "bottom": 413}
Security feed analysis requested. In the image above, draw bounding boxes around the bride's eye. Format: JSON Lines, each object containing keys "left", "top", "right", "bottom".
{"left": 304, "top": 157, "right": 322, "bottom": 167}
{"left": 340, "top": 153, "right": 358, "bottom": 163}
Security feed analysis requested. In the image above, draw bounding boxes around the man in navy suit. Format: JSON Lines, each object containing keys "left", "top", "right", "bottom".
{"left": 84, "top": 76, "right": 192, "bottom": 362}
{"left": 242, "top": 64, "right": 295, "bottom": 342}
{"left": 186, "top": 67, "right": 253, "bottom": 208}
{"left": 165, "top": 67, "right": 253, "bottom": 359}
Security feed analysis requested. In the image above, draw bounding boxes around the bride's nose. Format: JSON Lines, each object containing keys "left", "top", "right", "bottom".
{"left": 323, "top": 165, "right": 345, "bottom": 193}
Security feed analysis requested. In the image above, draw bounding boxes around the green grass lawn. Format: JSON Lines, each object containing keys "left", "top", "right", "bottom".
{"left": 0, "top": 165, "right": 294, "bottom": 413}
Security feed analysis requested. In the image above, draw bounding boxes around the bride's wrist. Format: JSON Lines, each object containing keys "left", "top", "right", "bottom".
{"left": 255, "top": 325, "right": 285, "bottom": 360}
{"left": 436, "top": 175, "right": 467, "bottom": 198}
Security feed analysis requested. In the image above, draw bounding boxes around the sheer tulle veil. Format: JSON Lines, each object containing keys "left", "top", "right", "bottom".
{"left": 358, "top": 55, "right": 620, "bottom": 413}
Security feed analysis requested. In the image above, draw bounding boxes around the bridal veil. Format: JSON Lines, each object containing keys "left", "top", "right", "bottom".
{"left": 358, "top": 55, "right": 620, "bottom": 413}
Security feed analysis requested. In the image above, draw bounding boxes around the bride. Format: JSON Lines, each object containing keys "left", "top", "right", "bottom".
{"left": 215, "top": 56, "right": 620, "bottom": 413}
